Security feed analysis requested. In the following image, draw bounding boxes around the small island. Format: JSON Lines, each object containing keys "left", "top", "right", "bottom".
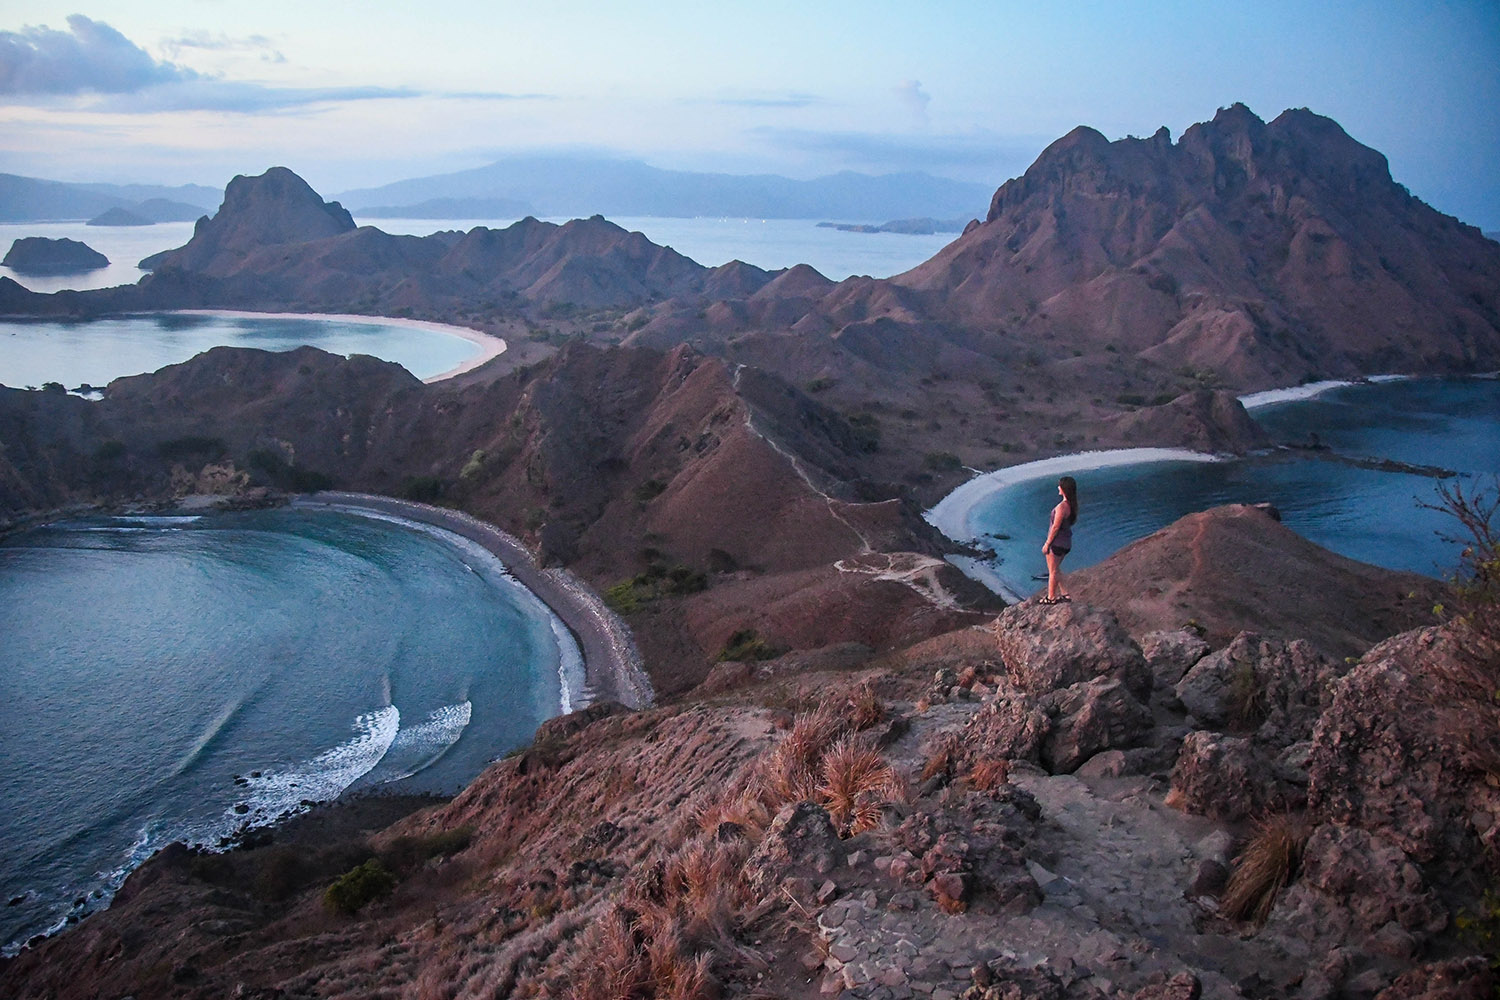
{"left": 2, "top": 236, "right": 110, "bottom": 275}
{"left": 88, "top": 207, "right": 152, "bottom": 227}
{"left": 817, "top": 216, "right": 970, "bottom": 235}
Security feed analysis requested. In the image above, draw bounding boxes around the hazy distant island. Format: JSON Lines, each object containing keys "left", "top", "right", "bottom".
{"left": 817, "top": 217, "right": 972, "bottom": 235}
{"left": 355, "top": 196, "right": 534, "bottom": 220}
{"left": 2, "top": 104, "right": 1499, "bottom": 997}
{"left": 2, "top": 236, "right": 109, "bottom": 274}
{"left": 86, "top": 207, "right": 151, "bottom": 227}
{"left": 0, "top": 173, "right": 218, "bottom": 224}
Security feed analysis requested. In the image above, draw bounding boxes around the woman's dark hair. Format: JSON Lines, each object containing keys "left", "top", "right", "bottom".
{"left": 1059, "top": 476, "right": 1079, "bottom": 525}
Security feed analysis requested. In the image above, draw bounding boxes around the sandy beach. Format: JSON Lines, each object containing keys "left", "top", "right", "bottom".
{"left": 924, "top": 447, "right": 1221, "bottom": 545}
{"left": 297, "top": 492, "right": 652, "bottom": 712}
{"left": 168, "top": 309, "right": 508, "bottom": 383}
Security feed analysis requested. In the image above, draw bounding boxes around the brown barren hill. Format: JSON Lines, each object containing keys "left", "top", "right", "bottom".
{"left": 1066, "top": 503, "right": 1445, "bottom": 658}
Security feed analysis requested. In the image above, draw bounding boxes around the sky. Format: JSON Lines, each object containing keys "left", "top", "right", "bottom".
{"left": 1, "top": 1, "right": 1497, "bottom": 227}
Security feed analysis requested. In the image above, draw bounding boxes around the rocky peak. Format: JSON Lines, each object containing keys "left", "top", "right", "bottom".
{"left": 144, "top": 166, "right": 356, "bottom": 275}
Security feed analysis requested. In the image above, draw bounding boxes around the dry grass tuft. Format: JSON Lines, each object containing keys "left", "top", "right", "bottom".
{"left": 967, "top": 757, "right": 1010, "bottom": 792}
{"left": 756, "top": 705, "right": 847, "bottom": 807}
{"left": 1221, "top": 814, "right": 1312, "bottom": 924}
{"left": 847, "top": 682, "right": 885, "bottom": 730}
{"left": 921, "top": 732, "right": 962, "bottom": 783}
{"left": 819, "top": 736, "right": 900, "bottom": 835}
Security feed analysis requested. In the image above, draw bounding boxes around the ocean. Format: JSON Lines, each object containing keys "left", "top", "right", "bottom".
{"left": 935, "top": 377, "right": 1500, "bottom": 601}
{"left": 0, "top": 504, "right": 580, "bottom": 954}
{"left": 0, "top": 311, "right": 483, "bottom": 390}
{"left": 0, "top": 214, "right": 955, "bottom": 295}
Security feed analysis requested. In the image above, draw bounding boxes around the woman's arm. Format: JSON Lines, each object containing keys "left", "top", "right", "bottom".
{"left": 1043, "top": 504, "right": 1064, "bottom": 553}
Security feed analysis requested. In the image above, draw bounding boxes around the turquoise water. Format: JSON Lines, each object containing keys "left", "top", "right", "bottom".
{"left": 0, "top": 312, "right": 480, "bottom": 389}
{"left": 0, "top": 505, "right": 578, "bottom": 953}
{"left": 952, "top": 378, "right": 1500, "bottom": 599}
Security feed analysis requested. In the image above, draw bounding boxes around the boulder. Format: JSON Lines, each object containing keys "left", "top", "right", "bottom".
{"left": 992, "top": 601, "right": 1150, "bottom": 699}
{"left": 744, "top": 801, "right": 842, "bottom": 893}
{"left": 1175, "top": 632, "right": 1343, "bottom": 745}
{"left": 961, "top": 692, "right": 1052, "bottom": 765}
{"left": 1039, "top": 677, "right": 1154, "bottom": 774}
{"left": 1307, "top": 626, "right": 1499, "bottom": 867}
{"left": 1140, "top": 629, "right": 1211, "bottom": 689}
{"left": 1375, "top": 958, "right": 1494, "bottom": 1000}
{"left": 1263, "top": 825, "right": 1446, "bottom": 954}
{"left": 1167, "top": 731, "right": 1303, "bottom": 820}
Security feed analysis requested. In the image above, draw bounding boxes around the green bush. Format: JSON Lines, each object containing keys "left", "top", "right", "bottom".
{"left": 1116, "top": 393, "right": 1146, "bottom": 406}
{"left": 401, "top": 475, "right": 445, "bottom": 502}
{"left": 717, "top": 628, "right": 780, "bottom": 663}
{"left": 323, "top": 858, "right": 396, "bottom": 915}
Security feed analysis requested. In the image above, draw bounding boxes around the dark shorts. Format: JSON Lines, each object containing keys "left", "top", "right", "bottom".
{"left": 1048, "top": 544, "right": 1070, "bottom": 557}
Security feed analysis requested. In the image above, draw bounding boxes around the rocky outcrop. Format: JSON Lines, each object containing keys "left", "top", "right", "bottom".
{"left": 1107, "top": 389, "right": 1269, "bottom": 454}
{"left": 992, "top": 601, "right": 1151, "bottom": 699}
{"left": 1167, "top": 731, "right": 1304, "bottom": 820}
{"left": 1174, "top": 632, "right": 1344, "bottom": 744}
{"left": 2, "top": 237, "right": 108, "bottom": 274}
{"left": 1140, "top": 629, "right": 1210, "bottom": 689}
{"left": 1307, "top": 626, "right": 1500, "bottom": 868}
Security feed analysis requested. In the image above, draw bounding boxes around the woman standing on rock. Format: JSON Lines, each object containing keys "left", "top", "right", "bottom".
{"left": 1041, "top": 476, "right": 1078, "bottom": 604}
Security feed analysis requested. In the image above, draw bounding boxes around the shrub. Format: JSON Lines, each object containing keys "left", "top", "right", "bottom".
{"left": 400, "top": 475, "right": 444, "bottom": 502}
{"left": 381, "top": 827, "right": 472, "bottom": 873}
{"left": 323, "top": 858, "right": 396, "bottom": 915}
{"left": 924, "top": 451, "right": 962, "bottom": 472}
{"left": 93, "top": 439, "right": 126, "bottom": 463}
{"left": 157, "top": 435, "right": 227, "bottom": 462}
{"left": 1221, "top": 814, "right": 1311, "bottom": 923}
{"left": 845, "top": 412, "right": 880, "bottom": 453}
{"left": 1421, "top": 478, "right": 1500, "bottom": 779}
{"left": 605, "top": 580, "right": 643, "bottom": 614}
{"left": 460, "top": 449, "right": 487, "bottom": 480}
{"left": 806, "top": 376, "right": 835, "bottom": 393}
{"left": 634, "top": 479, "right": 667, "bottom": 503}
{"left": 1116, "top": 393, "right": 1146, "bottom": 406}
{"left": 247, "top": 448, "right": 334, "bottom": 492}
{"left": 717, "top": 629, "right": 779, "bottom": 663}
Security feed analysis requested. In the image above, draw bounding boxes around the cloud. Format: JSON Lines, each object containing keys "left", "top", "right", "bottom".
{"left": 90, "top": 80, "right": 423, "bottom": 114}
{"left": 895, "top": 79, "right": 931, "bottom": 126}
{"left": 0, "top": 14, "right": 198, "bottom": 95}
{"left": 707, "top": 93, "right": 823, "bottom": 109}
{"left": 0, "top": 16, "right": 551, "bottom": 114}
{"left": 160, "top": 30, "right": 287, "bottom": 65}
{"left": 752, "top": 126, "right": 1045, "bottom": 182}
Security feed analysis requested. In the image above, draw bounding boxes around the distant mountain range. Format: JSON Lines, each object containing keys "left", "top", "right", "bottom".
{"left": 335, "top": 156, "right": 992, "bottom": 221}
{"left": 0, "top": 174, "right": 221, "bottom": 224}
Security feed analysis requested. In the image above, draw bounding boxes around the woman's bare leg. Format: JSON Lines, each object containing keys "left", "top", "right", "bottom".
{"left": 1045, "top": 549, "right": 1061, "bottom": 600}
